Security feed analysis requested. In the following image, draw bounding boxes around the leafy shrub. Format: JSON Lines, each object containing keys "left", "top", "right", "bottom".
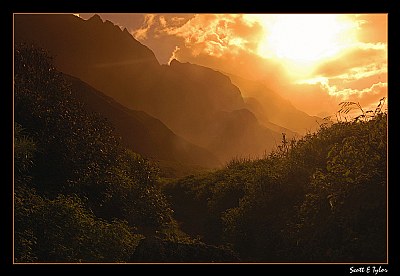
{"left": 14, "top": 43, "right": 177, "bottom": 262}
{"left": 165, "top": 112, "right": 387, "bottom": 262}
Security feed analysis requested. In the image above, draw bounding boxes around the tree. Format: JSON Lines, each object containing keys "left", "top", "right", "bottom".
{"left": 14, "top": 43, "right": 178, "bottom": 262}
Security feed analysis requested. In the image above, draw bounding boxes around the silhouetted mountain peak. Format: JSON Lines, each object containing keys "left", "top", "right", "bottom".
{"left": 167, "top": 59, "right": 245, "bottom": 113}
{"left": 123, "top": 27, "right": 131, "bottom": 36}
{"left": 86, "top": 14, "right": 132, "bottom": 40}
{"left": 14, "top": 14, "right": 310, "bottom": 165}
{"left": 88, "top": 14, "right": 103, "bottom": 23}
{"left": 228, "top": 73, "right": 322, "bottom": 135}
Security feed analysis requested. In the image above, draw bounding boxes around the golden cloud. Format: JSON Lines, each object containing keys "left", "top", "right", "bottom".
{"left": 157, "top": 14, "right": 264, "bottom": 58}
{"left": 132, "top": 14, "right": 156, "bottom": 40}
{"left": 171, "top": 44, "right": 288, "bottom": 89}
{"left": 300, "top": 38, "right": 387, "bottom": 114}
{"left": 354, "top": 14, "right": 387, "bottom": 44}
{"left": 129, "top": 13, "right": 387, "bottom": 117}
{"left": 313, "top": 42, "right": 387, "bottom": 78}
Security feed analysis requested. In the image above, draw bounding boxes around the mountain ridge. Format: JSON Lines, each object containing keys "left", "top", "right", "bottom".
{"left": 226, "top": 73, "right": 323, "bottom": 135}
{"left": 65, "top": 74, "right": 222, "bottom": 171}
{"left": 14, "top": 13, "right": 319, "bottom": 164}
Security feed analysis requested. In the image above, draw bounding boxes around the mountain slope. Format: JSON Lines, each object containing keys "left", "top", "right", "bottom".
{"left": 206, "top": 109, "right": 281, "bottom": 162}
{"left": 66, "top": 74, "right": 221, "bottom": 169}
{"left": 14, "top": 13, "right": 301, "bottom": 164}
{"left": 228, "top": 74, "right": 323, "bottom": 135}
{"left": 243, "top": 96, "right": 297, "bottom": 137}
{"left": 14, "top": 14, "right": 161, "bottom": 108}
{"left": 156, "top": 59, "right": 246, "bottom": 147}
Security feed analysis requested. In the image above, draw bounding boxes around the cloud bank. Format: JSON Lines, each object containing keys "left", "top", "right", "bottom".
{"left": 85, "top": 13, "right": 387, "bottom": 117}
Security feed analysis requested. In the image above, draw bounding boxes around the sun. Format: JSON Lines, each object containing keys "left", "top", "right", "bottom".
{"left": 251, "top": 14, "right": 357, "bottom": 77}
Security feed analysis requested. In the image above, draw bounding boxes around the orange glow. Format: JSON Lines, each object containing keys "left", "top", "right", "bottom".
{"left": 247, "top": 14, "right": 358, "bottom": 78}
{"left": 78, "top": 13, "right": 386, "bottom": 117}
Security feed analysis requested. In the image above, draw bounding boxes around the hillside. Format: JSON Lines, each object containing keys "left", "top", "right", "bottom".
{"left": 13, "top": 19, "right": 387, "bottom": 264}
{"left": 66, "top": 75, "right": 221, "bottom": 170}
{"left": 14, "top": 13, "right": 301, "bottom": 164}
{"left": 228, "top": 73, "right": 323, "bottom": 135}
{"left": 205, "top": 108, "right": 281, "bottom": 162}
{"left": 14, "top": 43, "right": 238, "bottom": 263}
{"left": 164, "top": 111, "right": 387, "bottom": 262}
{"left": 244, "top": 96, "right": 297, "bottom": 136}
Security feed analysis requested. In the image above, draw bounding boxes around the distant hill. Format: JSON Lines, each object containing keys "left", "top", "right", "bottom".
{"left": 243, "top": 96, "right": 297, "bottom": 137}
{"left": 158, "top": 60, "right": 283, "bottom": 161}
{"left": 65, "top": 74, "right": 221, "bottom": 170}
{"left": 205, "top": 108, "right": 281, "bottom": 162}
{"left": 228, "top": 74, "right": 322, "bottom": 135}
{"left": 14, "top": 13, "right": 314, "bottom": 164}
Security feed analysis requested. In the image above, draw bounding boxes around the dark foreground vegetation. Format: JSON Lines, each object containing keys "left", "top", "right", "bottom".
{"left": 14, "top": 44, "right": 386, "bottom": 263}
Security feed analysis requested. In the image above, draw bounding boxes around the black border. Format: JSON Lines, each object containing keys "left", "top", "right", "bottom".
{"left": 4, "top": 0, "right": 399, "bottom": 274}
{"left": 3, "top": 0, "right": 395, "bottom": 13}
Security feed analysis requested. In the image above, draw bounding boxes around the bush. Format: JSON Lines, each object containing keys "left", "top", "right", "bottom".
{"left": 14, "top": 43, "right": 178, "bottom": 262}
{"left": 15, "top": 186, "right": 142, "bottom": 262}
{"left": 165, "top": 113, "right": 387, "bottom": 262}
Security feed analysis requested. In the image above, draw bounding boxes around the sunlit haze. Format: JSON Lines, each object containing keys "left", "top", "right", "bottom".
{"left": 14, "top": 12, "right": 389, "bottom": 264}
{"left": 253, "top": 14, "right": 358, "bottom": 78}
{"left": 78, "top": 13, "right": 388, "bottom": 117}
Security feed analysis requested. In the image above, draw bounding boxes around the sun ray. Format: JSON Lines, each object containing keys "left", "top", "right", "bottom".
{"left": 247, "top": 14, "right": 358, "bottom": 78}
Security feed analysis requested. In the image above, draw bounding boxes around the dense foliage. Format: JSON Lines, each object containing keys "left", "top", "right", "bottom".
{"left": 14, "top": 43, "right": 387, "bottom": 263}
{"left": 164, "top": 111, "right": 387, "bottom": 262}
{"left": 14, "top": 44, "right": 177, "bottom": 262}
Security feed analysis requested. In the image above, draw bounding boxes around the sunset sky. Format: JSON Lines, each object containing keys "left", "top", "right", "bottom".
{"left": 79, "top": 13, "right": 387, "bottom": 118}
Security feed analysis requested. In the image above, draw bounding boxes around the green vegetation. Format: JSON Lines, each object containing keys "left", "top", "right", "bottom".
{"left": 14, "top": 43, "right": 177, "bottom": 262}
{"left": 164, "top": 108, "right": 387, "bottom": 262}
{"left": 14, "top": 43, "right": 387, "bottom": 263}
